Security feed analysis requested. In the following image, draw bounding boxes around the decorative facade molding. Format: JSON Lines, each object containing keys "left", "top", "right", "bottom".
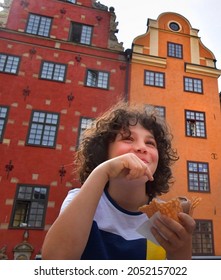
{"left": 108, "top": 7, "right": 123, "bottom": 51}
{"left": 91, "top": 0, "right": 108, "bottom": 11}
{"left": 132, "top": 52, "right": 167, "bottom": 68}
{"left": 0, "top": 0, "right": 12, "bottom": 27}
{"left": 185, "top": 63, "right": 221, "bottom": 78}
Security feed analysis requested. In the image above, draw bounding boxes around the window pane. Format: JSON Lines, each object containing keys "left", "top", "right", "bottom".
{"left": 98, "top": 72, "right": 108, "bottom": 88}
{"left": 0, "top": 106, "right": 8, "bottom": 141}
{"left": 78, "top": 117, "right": 93, "bottom": 145}
{"left": 87, "top": 70, "right": 97, "bottom": 87}
{"left": 81, "top": 25, "right": 92, "bottom": 45}
{"left": 0, "top": 54, "right": 7, "bottom": 71}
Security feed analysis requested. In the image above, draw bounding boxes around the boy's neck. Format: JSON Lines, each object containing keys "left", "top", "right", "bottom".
{"left": 107, "top": 178, "right": 149, "bottom": 212}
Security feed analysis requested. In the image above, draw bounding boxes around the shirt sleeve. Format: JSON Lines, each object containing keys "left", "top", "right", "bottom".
{"left": 59, "top": 188, "right": 81, "bottom": 214}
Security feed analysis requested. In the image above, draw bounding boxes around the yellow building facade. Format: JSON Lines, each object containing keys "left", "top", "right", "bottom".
{"left": 130, "top": 12, "right": 221, "bottom": 257}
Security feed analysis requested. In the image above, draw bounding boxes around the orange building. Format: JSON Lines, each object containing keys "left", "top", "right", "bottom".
{"left": 1, "top": 1, "right": 221, "bottom": 260}
{"left": 130, "top": 12, "right": 221, "bottom": 257}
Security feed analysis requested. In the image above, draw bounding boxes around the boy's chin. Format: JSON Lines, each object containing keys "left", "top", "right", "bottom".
{"left": 129, "top": 175, "right": 149, "bottom": 184}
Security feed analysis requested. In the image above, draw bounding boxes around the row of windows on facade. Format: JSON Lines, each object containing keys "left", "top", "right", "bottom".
{"left": 0, "top": 105, "right": 211, "bottom": 205}
{"left": 8, "top": 183, "right": 214, "bottom": 255}
{"left": 1, "top": 52, "right": 203, "bottom": 94}
{"left": 23, "top": 13, "right": 94, "bottom": 45}
{"left": 25, "top": 13, "right": 184, "bottom": 61}
{"left": 0, "top": 53, "right": 110, "bottom": 89}
{"left": 0, "top": 105, "right": 207, "bottom": 149}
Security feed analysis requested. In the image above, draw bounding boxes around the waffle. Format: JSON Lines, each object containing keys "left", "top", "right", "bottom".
{"left": 139, "top": 196, "right": 201, "bottom": 222}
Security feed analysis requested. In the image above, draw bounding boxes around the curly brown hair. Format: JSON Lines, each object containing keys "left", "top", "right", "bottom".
{"left": 74, "top": 101, "right": 179, "bottom": 198}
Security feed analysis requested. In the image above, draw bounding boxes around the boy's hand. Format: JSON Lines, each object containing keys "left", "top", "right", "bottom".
{"left": 100, "top": 153, "right": 154, "bottom": 181}
{"left": 151, "top": 212, "right": 196, "bottom": 260}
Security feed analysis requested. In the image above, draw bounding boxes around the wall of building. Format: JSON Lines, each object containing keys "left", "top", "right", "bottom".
{"left": 0, "top": 0, "right": 126, "bottom": 259}
{"left": 1, "top": 2, "right": 221, "bottom": 259}
{"left": 130, "top": 12, "right": 221, "bottom": 256}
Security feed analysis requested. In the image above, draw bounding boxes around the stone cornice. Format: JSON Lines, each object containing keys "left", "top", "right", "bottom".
{"left": 132, "top": 52, "right": 167, "bottom": 68}
{"left": 185, "top": 63, "right": 221, "bottom": 78}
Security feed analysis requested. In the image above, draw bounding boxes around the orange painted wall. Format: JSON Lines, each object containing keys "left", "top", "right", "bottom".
{"left": 130, "top": 12, "right": 221, "bottom": 256}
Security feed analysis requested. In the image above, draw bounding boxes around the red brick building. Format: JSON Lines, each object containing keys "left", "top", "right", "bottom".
{"left": 1, "top": 1, "right": 221, "bottom": 260}
{"left": 0, "top": 0, "right": 127, "bottom": 259}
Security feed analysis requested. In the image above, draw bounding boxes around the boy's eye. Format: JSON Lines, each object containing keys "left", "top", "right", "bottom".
{"left": 122, "top": 136, "right": 133, "bottom": 141}
{"left": 146, "top": 140, "right": 157, "bottom": 147}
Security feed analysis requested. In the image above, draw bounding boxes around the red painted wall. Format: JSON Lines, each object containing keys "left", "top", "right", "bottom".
{"left": 0, "top": 0, "right": 126, "bottom": 259}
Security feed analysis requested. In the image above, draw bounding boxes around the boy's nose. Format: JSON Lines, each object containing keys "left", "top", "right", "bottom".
{"left": 134, "top": 142, "right": 147, "bottom": 153}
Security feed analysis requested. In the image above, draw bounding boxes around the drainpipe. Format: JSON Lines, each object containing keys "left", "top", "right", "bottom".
{"left": 124, "top": 48, "right": 132, "bottom": 102}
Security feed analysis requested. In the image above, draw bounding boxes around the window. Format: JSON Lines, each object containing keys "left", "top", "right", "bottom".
{"left": 184, "top": 77, "right": 203, "bottom": 93}
{"left": 168, "top": 42, "right": 183, "bottom": 58}
{"left": 40, "top": 61, "right": 67, "bottom": 82}
{"left": 86, "top": 69, "right": 109, "bottom": 89}
{"left": 60, "top": 0, "right": 76, "bottom": 3}
{"left": 192, "top": 220, "right": 214, "bottom": 255}
{"left": 10, "top": 184, "right": 49, "bottom": 229}
{"left": 146, "top": 105, "right": 166, "bottom": 118}
{"left": 0, "top": 106, "right": 9, "bottom": 142}
{"left": 187, "top": 161, "right": 210, "bottom": 192}
{"left": 0, "top": 53, "right": 20, "bottom": 74}
{"left": 169, "top": 22, "right": 180, "bottom": 32}
{"left": 153, "top": 106, "right": 166, "bottom": 118}
{"left": 69, "top": 22, "right": 92, "bottom": 45}
{"left": 26, "top": 14, "right": 52, "bottom": 37}
{"left": 185, "top": 110, "right": 206, "bottom": 138}
{"left": 144, "top": 70, "right": 165, "bottom": 88}
{"left": 27, "top": 111, "right": 59, "bottom": 148}
{"left": 77, "top": 117, "right": 93, "bottom": 146}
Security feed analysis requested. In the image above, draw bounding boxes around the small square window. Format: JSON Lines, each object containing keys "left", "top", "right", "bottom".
{"left": 69, "top": 22, "right": 92, "bottom": 45}
{"left": 168, "top": 42, "right": 183, "bottom": 58}
{"left": 184, "top": 77, "right": 203, "bottom": 93}
{"left": 26, "top": 14, "right": 52, "bottom": 37}
{"left": 192, "top": 220, "right": 214, "bottom": 255}
{"left": 187, "top": 161, "right": 210, "bottom": 192}
{"left": 144, "top": 70, "right": 165, "bottom": 88}
{"left": 10, "top": 184, "right": 49, "bottom": 229}
{"left": 146, "top": 105, "right": 166, "bottom": 118}
{"left": 40, "top": 61, "right": 67, "bottom": 82}
{"left": 0, "top": 53, "right": 20, "bottom": 74}
{"left": 185, "top": 110, "right": 206, "bottom": 138}
{"left": 26, "top": 111, "right": 59, "bottom": 148}
{"left": 86, "top": 69, "right": 109, "bottom": 89}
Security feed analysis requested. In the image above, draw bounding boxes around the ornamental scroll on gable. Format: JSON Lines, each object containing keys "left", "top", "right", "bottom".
{"left": 92, "top": 1, "right": 124, "bottom": 51}
{"left": 0, "top": 0, "right": 12, "bottom": 27}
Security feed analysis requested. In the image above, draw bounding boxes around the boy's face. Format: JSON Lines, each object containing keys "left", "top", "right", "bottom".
{"left": 108, "top": 123, "right": 159, "bottom": 177}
